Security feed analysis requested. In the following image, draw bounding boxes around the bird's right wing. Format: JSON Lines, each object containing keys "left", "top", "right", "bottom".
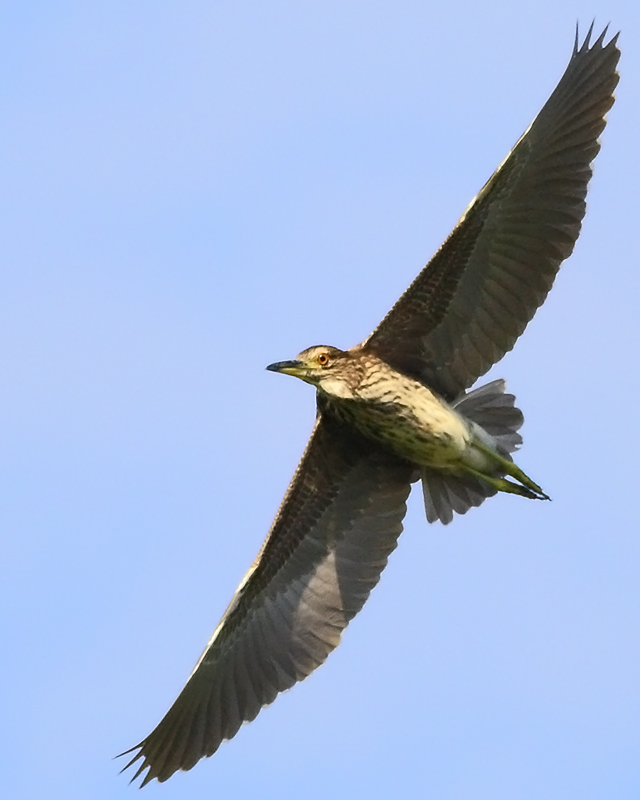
{"left": 122, "top": 412, "right": 414, "bottom": 786}
{"left": 363, "top": 26, "right": 619, "bottom": 400}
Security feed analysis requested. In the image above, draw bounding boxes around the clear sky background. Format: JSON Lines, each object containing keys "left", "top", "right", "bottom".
{"left": 1, "top": 2, "right": 639, "bottom": 799}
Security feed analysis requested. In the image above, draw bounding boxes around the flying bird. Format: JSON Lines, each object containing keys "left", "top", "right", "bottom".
{"left": 122, "top": 26, "right": 619, "bottom": 785}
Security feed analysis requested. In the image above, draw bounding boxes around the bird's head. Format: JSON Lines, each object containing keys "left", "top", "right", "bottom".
{"left": 266, "top": 345, "right": 358, "bottom": 399}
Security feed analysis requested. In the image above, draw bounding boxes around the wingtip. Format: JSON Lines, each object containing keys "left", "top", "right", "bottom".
{"left": 129, "top": 760, "right": 154, "bottom": 789}
{"left": 115, "top": 742, "right": 154, "bottom": 788}
{"left": 573, "top": 20, "right": 620, "bottom": 57}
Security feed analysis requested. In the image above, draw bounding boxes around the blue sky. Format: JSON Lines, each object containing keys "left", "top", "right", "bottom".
{"left": 1, "top": 2, "right": 639, "bottom": 798}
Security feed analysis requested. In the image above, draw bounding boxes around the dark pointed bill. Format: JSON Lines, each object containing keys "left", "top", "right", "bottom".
{"left": 266, "top": 360, "right": 304, "bottom": 374}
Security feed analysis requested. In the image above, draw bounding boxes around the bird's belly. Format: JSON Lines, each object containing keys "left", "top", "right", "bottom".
{"left": 332, "top": 388, "right": 471, "bottom": 468}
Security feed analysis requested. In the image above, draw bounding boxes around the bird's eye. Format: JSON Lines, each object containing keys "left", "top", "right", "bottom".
{"left": 317, "top": 353, "right": 329, "bottom": 366}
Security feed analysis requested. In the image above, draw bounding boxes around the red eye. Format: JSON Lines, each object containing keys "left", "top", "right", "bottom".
{"left": 317, "top": 353, "right": 329, "bottom": 366}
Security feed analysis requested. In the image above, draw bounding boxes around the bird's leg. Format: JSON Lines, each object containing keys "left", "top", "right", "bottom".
{"left": 465, "top": 467, "right": 544, "bottom": 500}
{"left": 503, "top": 461, "right": 550, "bottom": 500}
{"left": 468, "top": 440, "right": 550, "bottom": 501}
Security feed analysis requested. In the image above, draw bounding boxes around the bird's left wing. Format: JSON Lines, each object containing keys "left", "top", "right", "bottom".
{"left": 122, "top": 411, "right": 414, "bottom": 786}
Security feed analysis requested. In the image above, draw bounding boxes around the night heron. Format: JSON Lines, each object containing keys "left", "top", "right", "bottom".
{"left": 123, "top": 26, "right": 619, "bottom": 785}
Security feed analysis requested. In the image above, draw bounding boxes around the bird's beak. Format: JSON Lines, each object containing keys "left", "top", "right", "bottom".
{"left": 266, "top": 359, "right": 305, "bottom": 377}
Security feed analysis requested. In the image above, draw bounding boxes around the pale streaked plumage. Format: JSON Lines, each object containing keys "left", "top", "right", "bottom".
{"left": 122, "top": 26, "right": 619, "bottom": 786}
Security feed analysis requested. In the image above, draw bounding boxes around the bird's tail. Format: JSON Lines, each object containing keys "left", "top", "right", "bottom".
{"left": 453, "top": 378, "right": 523, "bottom": 454}
{"left": 421, "top": 379, "right": 542, "bottom": 525}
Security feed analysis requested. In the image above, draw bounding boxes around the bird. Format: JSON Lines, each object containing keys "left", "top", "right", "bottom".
{"left": 121, "top": 25, "right": 619, "bottom": 786}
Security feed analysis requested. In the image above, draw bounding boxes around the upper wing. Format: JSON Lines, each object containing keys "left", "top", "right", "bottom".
{"left": 122, "top": 412, "right": 414, "bottom": 786}
{"left": 363, "top": 26, "right": 620, "bottom": 401}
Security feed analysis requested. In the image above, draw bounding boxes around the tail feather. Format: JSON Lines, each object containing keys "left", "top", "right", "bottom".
{"left": 421, "top": 468, "right": 497, "bottom": 525}
{"left": 422, "top": 379, "right": 525, "bottom": 524}
{"left": 452, "top": 379, "right": 523, "bottom": 453}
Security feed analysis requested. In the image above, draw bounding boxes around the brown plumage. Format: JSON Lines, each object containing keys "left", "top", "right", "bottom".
{"left": 122, "top": 26, "right": 619, "bottom": 785}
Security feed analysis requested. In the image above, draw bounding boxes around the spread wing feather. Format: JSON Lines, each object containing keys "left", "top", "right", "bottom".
{"left": 122, "top": 413, "right": 413, "bottom": 785}
{"left": 364, "top": 26, "right": 619, "bottom": 400}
